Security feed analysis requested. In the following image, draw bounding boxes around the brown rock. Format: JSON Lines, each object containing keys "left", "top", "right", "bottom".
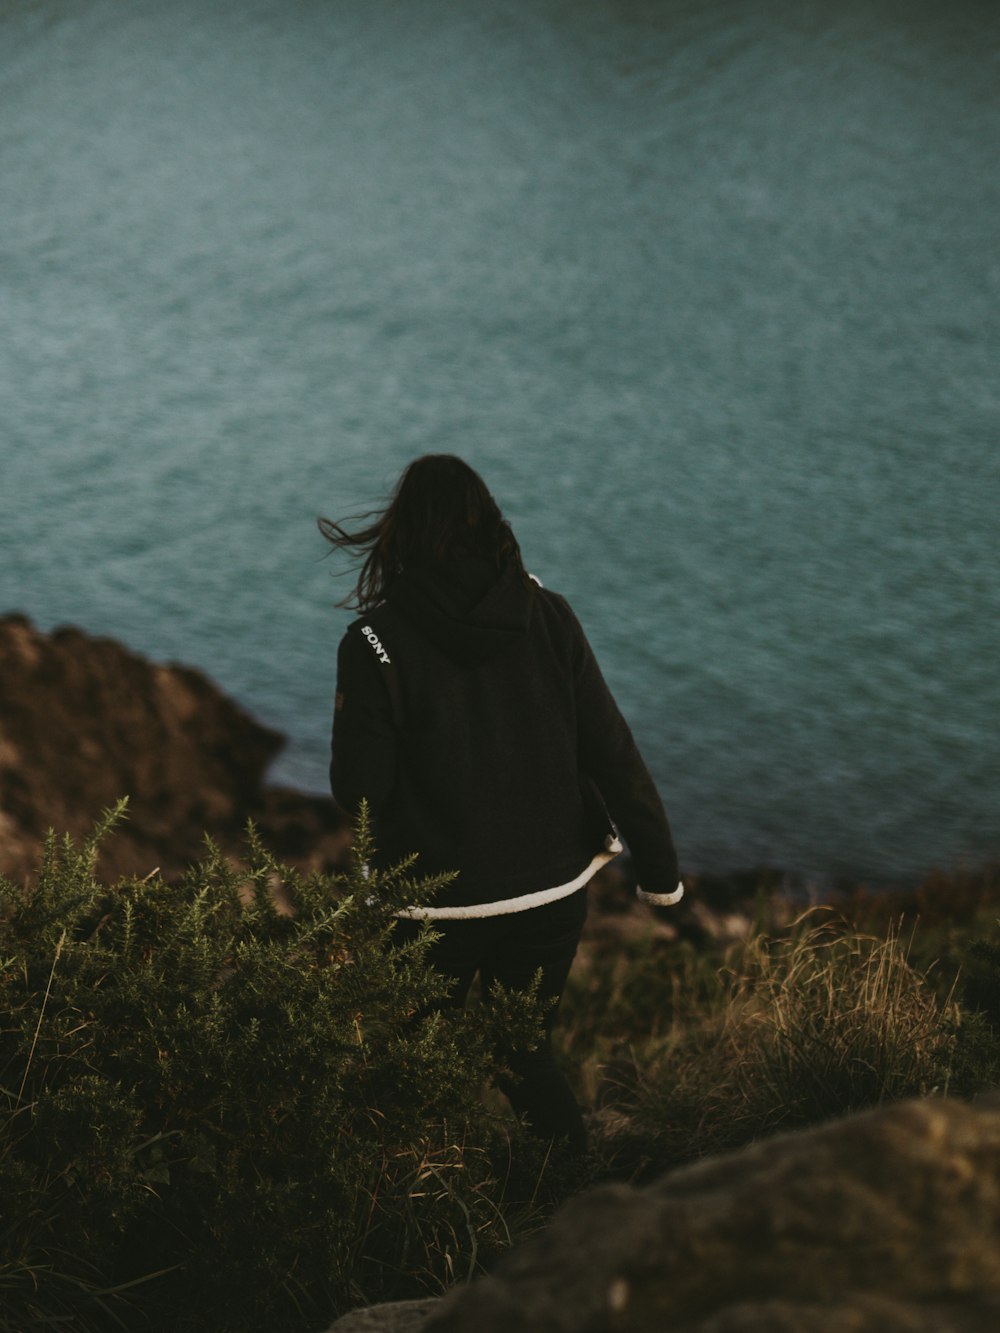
{"left": 0, "top": 613, "right": 348, "bottom": 883}
{"left": 423, "top": 1097, "right": 1000, "bottom": 1332}
{"left": 325, "top": 1298, "right": 443, "bottom": 1332}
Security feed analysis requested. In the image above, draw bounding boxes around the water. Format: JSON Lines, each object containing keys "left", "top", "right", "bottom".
{"left": 2, "top": 0, "right": 998, "bottom": 885}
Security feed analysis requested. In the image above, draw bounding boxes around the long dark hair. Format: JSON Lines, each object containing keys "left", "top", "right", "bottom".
{"left": 318, "top": 454, "right": 528, "bottom": 610}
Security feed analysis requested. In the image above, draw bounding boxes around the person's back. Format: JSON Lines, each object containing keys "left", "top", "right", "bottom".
{"left": 320, "top": 453, "right": 683, "bottom": 1149}
{"left": 332, "top": 555, "right": 620, "bottom": 907}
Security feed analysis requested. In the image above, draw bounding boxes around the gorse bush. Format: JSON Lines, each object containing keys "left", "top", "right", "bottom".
{"left": 7, "top": 803, "right": 997, "bottom": 1329}
{"left": 0, "top": 802, "right": 545, "bottom": 1333}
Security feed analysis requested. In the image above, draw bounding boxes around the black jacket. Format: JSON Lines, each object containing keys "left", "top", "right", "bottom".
{"left": 329, "top": 559, "right": 680, "bottom": 912}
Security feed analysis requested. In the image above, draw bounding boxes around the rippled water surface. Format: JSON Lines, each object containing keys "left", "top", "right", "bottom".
{"left": 2, "top": 0, "right": 998, "bottom": 882}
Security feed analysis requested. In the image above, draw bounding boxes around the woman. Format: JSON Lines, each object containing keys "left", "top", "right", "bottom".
{"left": 322, "top": 454, "right": 682, "bottom": 1153}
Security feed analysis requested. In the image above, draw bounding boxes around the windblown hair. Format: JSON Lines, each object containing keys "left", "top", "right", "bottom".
{"left": 318, "top": 454, "right": 528, "bottom": 610}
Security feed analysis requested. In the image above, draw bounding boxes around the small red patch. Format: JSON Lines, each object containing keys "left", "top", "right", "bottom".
{"left": 335, "top": 691, "right": 345, "bottom": 712}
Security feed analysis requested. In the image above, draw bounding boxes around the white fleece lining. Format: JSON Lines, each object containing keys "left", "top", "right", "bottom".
{"left": 395, "top": 840, "right": 685, "bottom": 921}
{"left": 396, "top": 849, "right": 617, "bottom": 921}
{"left": 637, "top": 884, "right": 686, "bottom": 907}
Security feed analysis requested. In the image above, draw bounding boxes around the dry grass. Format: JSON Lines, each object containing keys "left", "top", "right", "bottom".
{"left": 571, "top": 911, "right": 957, "bottom": 1178}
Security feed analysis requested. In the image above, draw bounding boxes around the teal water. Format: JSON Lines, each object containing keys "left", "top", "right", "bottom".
{"left": 1, "top": 0, "right": 998, "bottom": 884}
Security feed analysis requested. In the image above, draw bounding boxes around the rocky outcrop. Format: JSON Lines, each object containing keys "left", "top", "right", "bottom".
{"left": 340, "top": 1097, "right": 1000, "bottom": 1333}
{"left": 328, "top": 1301, "right": 443, "bottom": 1333}
{"left": 0, "top": 613, "right": 348, "bottom": 883}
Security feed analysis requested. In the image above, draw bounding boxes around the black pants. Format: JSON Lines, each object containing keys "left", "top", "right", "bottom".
{"left": 397, "top": 888, "right": 588, "bottom": 1153}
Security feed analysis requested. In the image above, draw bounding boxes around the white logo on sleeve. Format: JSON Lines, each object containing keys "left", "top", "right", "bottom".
{"left": 361, "top": 625, "right": 391, "bottom": 665}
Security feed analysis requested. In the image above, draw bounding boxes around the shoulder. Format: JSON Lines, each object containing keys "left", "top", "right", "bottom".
{"left": 533, "top": 584, "right": 584, "bottom": 632}
{"left": 340, "top": 603, "right": 403, "bottom": 641}
{"left": 338, "top": 611, "right": 397, "bottom": 669}
{"left": 528, "top": 585, "right": 594, "bottom": 669}
{"left": 528, "top": 575, "right": 567, "bottom": 611}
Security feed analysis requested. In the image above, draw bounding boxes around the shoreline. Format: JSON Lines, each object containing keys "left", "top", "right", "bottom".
{"left": 2, "top": 611, "right": 994, "bottom": 901}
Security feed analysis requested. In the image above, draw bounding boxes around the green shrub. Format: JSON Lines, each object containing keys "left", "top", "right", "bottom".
{"left": 1, "top": 802, "right": 545, "bottom": 1332}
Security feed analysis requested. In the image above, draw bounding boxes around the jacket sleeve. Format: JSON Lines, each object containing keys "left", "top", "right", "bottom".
{"left": 329, "top": 624, "right": 397, "bottom": 817}
{"left": 565, "top": 601, "right": 683, "bottom": 903}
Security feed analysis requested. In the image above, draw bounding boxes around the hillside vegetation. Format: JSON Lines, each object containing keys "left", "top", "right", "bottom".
{"left": 4, "top": 808, "right": 1000, "bottom": 1332}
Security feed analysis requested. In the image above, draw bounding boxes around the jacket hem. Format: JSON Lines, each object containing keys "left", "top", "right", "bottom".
{"left": 395, "top": 848, "right": 617, "bottom": 921}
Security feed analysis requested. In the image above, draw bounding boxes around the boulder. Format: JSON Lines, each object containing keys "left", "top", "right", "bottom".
{"left": 326, "top": 1299, "right": 443, "bottom": 1332}
{"left": 0, "top": 613, "right": 348, "bottom": 883}
{"left": 421, "top": 1096, "right": 1000, "bottom": 1332}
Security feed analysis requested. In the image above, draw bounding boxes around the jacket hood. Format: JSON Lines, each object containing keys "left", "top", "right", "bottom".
{"left": 386, "top": 559, "right": 534, "bottom": 666}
